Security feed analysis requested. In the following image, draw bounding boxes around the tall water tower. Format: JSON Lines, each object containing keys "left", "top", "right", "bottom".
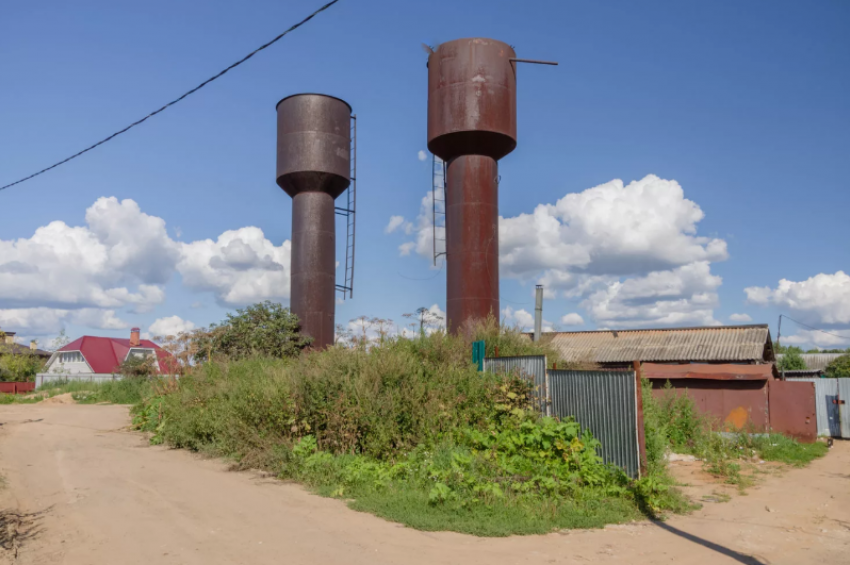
{"left": 276, "top": 94, "right": 356, "bottom": 349}
{"left": 427, "top": 38, "right": 554, "bottom": 333}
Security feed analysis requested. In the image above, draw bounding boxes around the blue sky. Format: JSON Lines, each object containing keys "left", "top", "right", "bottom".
{"left": 1, "top": 0, "right": 848, "bottom": 348}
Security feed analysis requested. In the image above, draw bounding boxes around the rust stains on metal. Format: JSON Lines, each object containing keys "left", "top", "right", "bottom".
{"left": 276, "top": 94, "right": 351, "bottom": 349}
{"left": 427, "top": 38, "right": 517, "bottom": 162}
{"left": 641, "top": 362, "right": 774, "bottom": 381}
{"left": 427, "top": 38, "right": 518, "bottom": 332}
{"left": 444, "top": 154, "right": 500, "bottom": 333}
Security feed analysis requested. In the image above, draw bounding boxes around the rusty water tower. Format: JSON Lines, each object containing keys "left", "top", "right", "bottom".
{"left": 427, "top": 38, "right": 555, "bottom": 333}
{"left": 276, "top": 94, "right": 357, "bottom": 349}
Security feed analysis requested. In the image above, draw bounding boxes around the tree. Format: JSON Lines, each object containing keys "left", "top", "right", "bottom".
{"left": 777, "top": 346, "right": 807, "bottom": 372}
{"left": 49, "top": 329, "right": 71, "bottom": 351}
{"left": 212, "top": 301, "right": 311, "bottom": 359}
{"left": 825, "top": 354, "right": 850, "bottom": 378}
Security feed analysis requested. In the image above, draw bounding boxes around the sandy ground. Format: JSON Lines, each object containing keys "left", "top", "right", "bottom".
{"left": 0, "top": 404, "right": 848, "bottom": 565}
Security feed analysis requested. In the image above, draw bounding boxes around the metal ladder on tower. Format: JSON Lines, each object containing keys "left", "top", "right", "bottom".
{"left": 432, "top": 154, "right": 446, "bottom": 266}
{"left": 335, "top": 115, "right": 357, "bottom": 299}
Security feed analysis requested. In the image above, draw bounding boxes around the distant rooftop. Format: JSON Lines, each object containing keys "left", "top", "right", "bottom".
{"left": 540, "top": 324, "right": 774, "bottom": 364}
{"left": 776, "top": 352, "right": 845, "bottom": 373}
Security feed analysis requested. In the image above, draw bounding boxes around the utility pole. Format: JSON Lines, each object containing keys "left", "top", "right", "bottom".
{"left": 533, "top": 285, "right": 543, "bottom": 342}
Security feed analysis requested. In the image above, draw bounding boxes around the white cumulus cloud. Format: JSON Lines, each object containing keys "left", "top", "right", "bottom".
{"left": 392, "top": 175, "right": 727, "bottom": 327}
{"left": 581, "top": 262, "right": 722, "bottom": 328}
{"left": 729, "top": 313, "right": 752, "bottom": 323}
{"left": 417, "top": 150, "right": 428, "bottom": 161}
{"left": 745, "top": 271, "right": 850, "bottom": 325}
{"left": 149, "top": 315, "right": 196, "bottom": 337}
{"left": 502, "top": 306, "right": 554, "bottom": 332}
{"left": 0, "top": 197, "right": 296, "bottom": 335}
{"left": 385, "top": 215, "right": 406, "bottom": 234}
{"left": 560, "top": 313, "right": 584, "bottom": 326}
{"left": 178, "top": 227, "right": 291, "bottom": 307}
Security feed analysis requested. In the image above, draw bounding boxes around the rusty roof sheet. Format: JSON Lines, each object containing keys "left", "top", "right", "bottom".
{"left": 541, "top": 325, "right": 773, "bottom": 364}
{"left": 642, "top": 362, "right": 774, "bottom": 381}
{"left": 776, "top": 353, "right": 845, "bottom": 372}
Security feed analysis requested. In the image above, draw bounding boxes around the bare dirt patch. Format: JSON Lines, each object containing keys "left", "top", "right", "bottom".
{"left": 0, "top": 403, "right": 848, "bottom": 565}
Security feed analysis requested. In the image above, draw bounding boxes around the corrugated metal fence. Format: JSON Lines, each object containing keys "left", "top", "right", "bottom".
{"left": 483, "top": 356, "right": 642, "bottom": 477}
{"left": 549, "top": 369, "right": 640, "bottom": 478}
{"left": 785, "top": 377, "right": 850, "bottom": 438}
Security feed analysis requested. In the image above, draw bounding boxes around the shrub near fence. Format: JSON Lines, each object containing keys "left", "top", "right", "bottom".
{"left": 483, "top": 355, "right": 645, "bottom": 478}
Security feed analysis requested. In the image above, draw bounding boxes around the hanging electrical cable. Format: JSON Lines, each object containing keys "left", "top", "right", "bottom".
{"left": 0, "top": 0, "right": 343, "bottom": 192}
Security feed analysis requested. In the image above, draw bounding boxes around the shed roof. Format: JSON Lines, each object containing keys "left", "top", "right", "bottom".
{"left": 642, "top": 362, "right": 774, "bottom": 381}
{"left": 540, "top": 324, "right": 774, "bottom": 364}
{"left": 57, "top": 336, "right": 175, "bottom": 374}
{"left": 776, "top": 353, "right": 845, "bottom": 372}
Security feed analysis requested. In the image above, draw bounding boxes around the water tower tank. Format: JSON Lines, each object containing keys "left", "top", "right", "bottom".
{"left": 276, "top": 93, "right": 351, "bottom": 349}
{"left": 427, "top": 38, "right": 518, "bottom": 333}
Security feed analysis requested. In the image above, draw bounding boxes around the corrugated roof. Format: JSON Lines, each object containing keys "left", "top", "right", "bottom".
{"left": 541, "top": 325, "right": 773, "bottom": 364}
{"left": 776, "top": 353, "right": 845, "bottom": 372}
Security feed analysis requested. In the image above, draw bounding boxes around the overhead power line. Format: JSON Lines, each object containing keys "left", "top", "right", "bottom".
{"left": 0, "top": 0, "right": 342, "bottom": 192}
{"left": 780, "top": 314, "right": 850, "bottom": 341}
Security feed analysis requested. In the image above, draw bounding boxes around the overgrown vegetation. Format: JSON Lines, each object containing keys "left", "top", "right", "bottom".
{"left": 826, "top": 354, "right": 850, "bottom": 378}
{"left": 0, "top": 331, "right": 44, "bottom": 382}
{"left": 131, "top": 320, "right": 682, "bottom": 535}
{"left": 777, "top": 346, "right": 807, "bottom": 372}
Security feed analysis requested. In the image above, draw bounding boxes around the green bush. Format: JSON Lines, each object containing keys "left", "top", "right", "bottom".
{"left": 132, "top": 326, "right": 688, "bottom": 535}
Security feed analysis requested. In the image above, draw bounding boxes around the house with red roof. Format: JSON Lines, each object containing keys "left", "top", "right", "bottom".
{"left": 39, "top": 328, "right": 177, "bottom": 383}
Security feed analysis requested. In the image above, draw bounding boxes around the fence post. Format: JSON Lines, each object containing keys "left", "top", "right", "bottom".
{"left": 633, "top": 360, "right": 648, "bottom": 477}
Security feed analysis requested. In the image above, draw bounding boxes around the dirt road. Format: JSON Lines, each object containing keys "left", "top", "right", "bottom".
{"left": 0, "top": 404, "right": 848, "bottom": 565}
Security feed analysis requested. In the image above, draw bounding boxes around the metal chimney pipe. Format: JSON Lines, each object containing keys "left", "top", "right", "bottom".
{"left": 276, "top": 94, "right": 351, "bottom": 349}
{"left": 533, "top": 285, "right": 543, "bottom": 342}
{"left": 427, "top": 38, "right": 518, "bottom": 333}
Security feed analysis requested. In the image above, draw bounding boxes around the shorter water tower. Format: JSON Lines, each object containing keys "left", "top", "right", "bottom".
{"left": 276, "top": 94, "right": 356, "bottom": 349}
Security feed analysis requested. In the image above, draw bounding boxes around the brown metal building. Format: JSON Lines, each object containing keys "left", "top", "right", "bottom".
{"left": 539, "top": 325, "right": 815, "bottom": 441}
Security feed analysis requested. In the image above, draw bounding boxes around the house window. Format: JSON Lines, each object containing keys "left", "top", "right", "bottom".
{"left": 128, "top": 348, "right": 155, "bottom": 360}
{"left": 59, "top": 351, "right": 84, "bottom": 363}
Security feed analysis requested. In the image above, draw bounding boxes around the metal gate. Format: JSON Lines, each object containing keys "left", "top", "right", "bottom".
{"left": 787, "top": 378, "right": 850, "bottom": 438}
{"left": 787, "top": 378, "right": 840, "bottom": 437}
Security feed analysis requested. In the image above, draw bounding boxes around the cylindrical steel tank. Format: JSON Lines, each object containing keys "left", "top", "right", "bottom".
{"left": 427, "top": 38, "right": 517, "bottom": 161}
{"left": 427, "top": 38, "right": 518, "bottom": 333}
{"left": 276, "top": 94, "right": 351, "bottom": 349}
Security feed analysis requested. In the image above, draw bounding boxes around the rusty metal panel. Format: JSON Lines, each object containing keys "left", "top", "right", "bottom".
{"left": 427, "top": 38, "right": 517, "bottom": 162}
{"left": 545, "top": 325, "right": 772, "bottom": 364}
{"left": 445, "top": 155, "right": 499, "bottom": 333}
{"left": 769, "top": 381, "right": 817, "bottom": 442}
{"left": 650, "top": 380, "right": 770, "bottom": 431}
{"left": 839, "top": 379, "right": 850, "bottom": 439}
{"left": 549, "top": 370, "right": 640, "bottom": 478}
